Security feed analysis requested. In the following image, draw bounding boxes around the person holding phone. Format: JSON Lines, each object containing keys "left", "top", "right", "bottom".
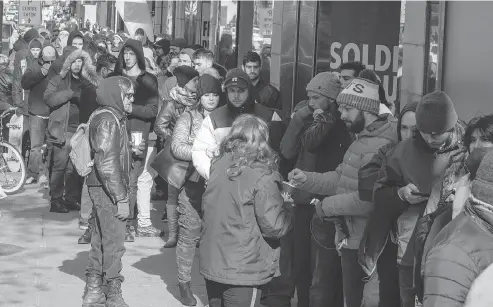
{"left": 373, "top": 91, "right": 468, "bottom": 307}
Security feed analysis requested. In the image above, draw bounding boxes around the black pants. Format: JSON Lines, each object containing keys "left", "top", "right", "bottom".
{"left": 206, "top": 280, "right": 262, "bottom": 307}
{"left": 85, "top": 187, "right": 126, "bottom": 282}
{"left": 48, "top": 135, "right": 83, "bottom": 204}
{"left": 340, "top": 248, "right": 366, "bottom": 307}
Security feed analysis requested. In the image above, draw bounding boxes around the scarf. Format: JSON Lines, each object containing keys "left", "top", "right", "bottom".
{"left": 169, "top": 85, "right": 197, "bottom": 108}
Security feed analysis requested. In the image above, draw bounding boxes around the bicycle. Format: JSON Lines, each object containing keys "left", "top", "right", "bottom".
{"left": 0, "top": 107, "right": 27, "bottom": 194}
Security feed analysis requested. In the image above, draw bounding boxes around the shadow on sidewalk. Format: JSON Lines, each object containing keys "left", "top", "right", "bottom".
{"left": 58, "top": 250, "right": 88, "bottom": 282}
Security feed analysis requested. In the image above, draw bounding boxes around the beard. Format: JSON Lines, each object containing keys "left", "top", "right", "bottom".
{"left": 344, "top": 110, "right": 366, "bottom": 133}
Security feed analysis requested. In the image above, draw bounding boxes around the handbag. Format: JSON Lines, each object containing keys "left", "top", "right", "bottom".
{"left": 150, "top": 111, "right": 194, "bottom": 190}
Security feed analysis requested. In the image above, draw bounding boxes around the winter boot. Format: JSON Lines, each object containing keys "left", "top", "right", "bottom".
{"left": 163, "top": 204, "right": 178, "bottom": 248}
{"left": 106, "top": 279, "right": 129, "bottom": 307}
{"left": 124, "top": 224, "right": 134, "bottom": 242}
{"left": 179, "top": 281, "right": 197, "bottom": 306}
{"left": 82, "top": 275, "right": 106, "bottom": 307}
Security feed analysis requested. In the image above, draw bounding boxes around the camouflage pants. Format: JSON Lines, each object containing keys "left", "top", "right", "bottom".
{"left": 176, "top": 179, "right": 205, "bottom": 283}
{"left": 86, "top": 186, "right": 126, "bottom": 282}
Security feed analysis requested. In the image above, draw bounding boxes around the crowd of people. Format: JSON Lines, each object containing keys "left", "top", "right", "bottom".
{"left": 1, "top": 22, "right": 493, "bottom": 307}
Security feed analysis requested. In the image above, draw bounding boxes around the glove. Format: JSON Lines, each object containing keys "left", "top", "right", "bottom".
{"left": 115, "top": 200, "right": 130, "bottom": 221}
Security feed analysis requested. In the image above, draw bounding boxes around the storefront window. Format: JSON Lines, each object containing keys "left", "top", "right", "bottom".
{"left": 184, "top": 1, "right": 199, "bottom": 46}
{"left": 217, "top": 0, "right": 238, "bottom": 70}
{"left": 424, "top": 1, "right": 442, "bottom": 94}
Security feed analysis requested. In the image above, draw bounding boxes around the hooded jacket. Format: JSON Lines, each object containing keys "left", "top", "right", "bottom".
{"left": 191, "top": 69, "right": 283, "bottom": 180}
{"left": 114, "top": 39, "right": 159, "bottom": 153}
{"left": 21, "top": 45, "right": 60, "bottom": 117}
{"left": 86, "top": 77, "right": 131, "bottom": 204}
{"left": 44, "top": 49, "right": 100, "bottom": 144}
{"left": 47, "top": 46, "right": 78, "bottom": 80}
{"left": 372, "top": 122, "right": 467, "bottom": 266}
{"left": 67, "top": 30, "right": 84, "bottom": 47}
{"left": 358, "top": 103, "right": 418, "bottom": 275}
{"left": 12, "top": 38, "right": 40, "bottom": 114}
{"left": 422, "top": 199, "right": 493, "bottom": 307}
{"left": 298, "top": 115, "right": 398, "bottom": 250}
{"left": 199, "top": 153, "right": 293, "bottom": 285}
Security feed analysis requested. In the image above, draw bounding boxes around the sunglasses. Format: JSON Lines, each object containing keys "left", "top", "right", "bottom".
{"left": 125, "top": 93, "right": 134, "bottom": 99}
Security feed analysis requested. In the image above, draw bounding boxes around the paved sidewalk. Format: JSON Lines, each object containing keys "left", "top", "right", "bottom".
{"left": 0, "top": 184, "right": 207, "bottom": 307}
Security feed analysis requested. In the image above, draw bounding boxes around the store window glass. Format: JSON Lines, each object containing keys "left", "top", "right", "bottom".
{"left": 217, "top": 0, "right": 238, "bottom": 70}
{"left": 184, "top": 1, "right": 199, "bottom": 46}
{"left": 425, "top": 1, "right": 442, "bottom": 93}
{"left": 253, "top": 0, "right": 274, "bottom": 82}
{"left": 166, "top": 1, "right": 174, "bottom": 36}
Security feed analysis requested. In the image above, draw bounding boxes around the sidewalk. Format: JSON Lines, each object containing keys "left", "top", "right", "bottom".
{"left": 0, "top": 184, "right": 207, "bottom": 307}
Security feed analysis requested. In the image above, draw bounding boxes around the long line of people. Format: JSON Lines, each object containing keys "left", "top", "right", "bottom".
{"left": 3, "top": 23, "right": 493, "bottom": 307}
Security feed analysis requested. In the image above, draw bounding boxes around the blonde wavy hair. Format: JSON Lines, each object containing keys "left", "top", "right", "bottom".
{"left": 216, "top": 114, "right": 279, "bottom": 178}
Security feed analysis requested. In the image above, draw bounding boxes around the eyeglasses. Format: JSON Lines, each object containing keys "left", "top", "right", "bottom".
{"left": 125, "top": 93, "right": 134, "bottom": 99}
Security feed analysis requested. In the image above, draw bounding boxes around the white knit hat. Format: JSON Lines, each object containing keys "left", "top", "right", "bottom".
{"left": 337, "top": 78, "right": 380, "bottom": 115}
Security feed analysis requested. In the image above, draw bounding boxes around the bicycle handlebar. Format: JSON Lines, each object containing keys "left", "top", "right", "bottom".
{"left": 0, "top": 107, "right": 18, "bottom": 119}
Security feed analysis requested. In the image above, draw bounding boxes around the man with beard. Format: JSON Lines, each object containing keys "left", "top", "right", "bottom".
{"left": 288, "top": 77, "right": 398, "bottom": 307}
{"left": 242, "top": 51, "right": 281, "bottom": 112}
{"left": 114, "top": 39, "right": 160, "bottom": 241}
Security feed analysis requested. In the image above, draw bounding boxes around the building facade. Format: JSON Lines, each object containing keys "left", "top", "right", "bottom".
{"left": 97, "top": 0, "right": 491, "bottom": 120}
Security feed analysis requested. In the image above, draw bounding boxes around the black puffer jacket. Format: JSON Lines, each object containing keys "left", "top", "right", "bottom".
{"left": 199, "top": 153, "right": 293, "bottom": 286}
{"left": 422, "top": 199, "right": 493, "bottom": 307}
{"left": 86, "top": 77, "right": 131, "bottom": 204}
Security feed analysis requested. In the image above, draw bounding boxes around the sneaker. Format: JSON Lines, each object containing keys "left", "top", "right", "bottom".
{"left": 136, "top": 225, "right": 163, "bottom": 237}
{"left": 38, "top": 174, "right": 48, "bottom": 185}
{"left": 25, "top": 177, "right": 37, "bottom": 184}
{"left": 79, "top": 220, "right": 89, "bottom": 230}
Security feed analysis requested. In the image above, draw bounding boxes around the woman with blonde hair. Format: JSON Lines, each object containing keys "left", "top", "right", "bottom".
{"left": 199, "top": 114, "right": 293, "bottom": 307}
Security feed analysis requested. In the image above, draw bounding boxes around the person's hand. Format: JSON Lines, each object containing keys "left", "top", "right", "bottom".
{"left": 41, "top": 63, "right": 51, "bottom": 76}
{"left": 295, "top": 106, "right": 314, "bottom": 119}
{"left": 398, "top": 183, "right": 429, "bottom": 205}
{"left": 115, "top": 200, "right": 130, "bottom": 221}
{"left": 132, "top": 139, "right": 146, "bottom": 155}
{"left": 288, "top": 168, "right": 307, "bottom": 187}
{"left": 313, "top": 108, "right": 324, "bottom": 120}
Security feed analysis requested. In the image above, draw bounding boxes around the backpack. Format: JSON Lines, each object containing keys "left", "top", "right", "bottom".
{"left": 69, "top": 109, "right": 121, "bottom": 177}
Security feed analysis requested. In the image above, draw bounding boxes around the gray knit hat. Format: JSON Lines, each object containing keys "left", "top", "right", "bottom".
{"left": 337, "top": 78, "right": 380, "bottom": 115}
{"left": 306, "top": 72, "right": 342, "bottom": 100}
{"left": 471, "top": 150, "right": 493, "bottom": 205}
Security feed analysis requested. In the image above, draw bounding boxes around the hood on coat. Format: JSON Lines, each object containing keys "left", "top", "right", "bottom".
{"left": 67, "top": 30, "right": 84, "bottom": 46}
{"left": 59, "top": 49, "right": 100, "bottom": 87}
{"left": 13, "top": 39, "right": 28, "bottom": 52}
{"left": 114, "top": 39, "right": 146, "bottom": 73}
{"left": 360, "top": 114, "right": 398, "bottom": 142}
{"left": 96, "top": 76, "right": 126, "bottom": 117}
{"left": 398, "top": 101, "right": 419, "bottom": 141}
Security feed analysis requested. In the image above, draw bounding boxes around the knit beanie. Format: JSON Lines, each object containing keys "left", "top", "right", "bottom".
{"left": 154, "top": 39, "right": 170, "bottom": 55}
{"left": 337, "top": 78, "right": 380, "bottom": 115}
{"left": 174, "top": 66, "right": 199, "bottom": 88}
{"left": 306, "top": 72, "right": 342, "bottom": 101}
{"left": 23, "top": 28, "right": 39, "bottom": 43}
{"left": 416, "top": 91, "right": 458, "bottom": 135}
{"left": 30, "top": 39, "right": 42, "bottom": 50}
{"left": 471, "top": 150, "right": 493, "bottom": 205}
{"left": 180, "top": 48, "right": 195, "bottom": 61}
{"left": 197, "top": 74, "right": 222, "bottom": 98}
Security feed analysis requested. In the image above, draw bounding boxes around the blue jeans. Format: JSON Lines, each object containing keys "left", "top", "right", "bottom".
{"left": 86, "top": 187, "right": 126, "bottom": 282}
{"left": 28, "top": 115, "right": 48, "bottom": 179}
{"left": 176, "top": 179, "right": 205, "bottom": 283}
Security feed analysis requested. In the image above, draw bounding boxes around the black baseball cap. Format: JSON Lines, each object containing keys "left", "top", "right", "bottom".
{"left": 223, "top": 68, "right": 250, "bottom": 90}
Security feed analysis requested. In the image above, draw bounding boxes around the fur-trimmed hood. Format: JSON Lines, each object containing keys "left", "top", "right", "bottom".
{"left": 59, "top": 49, "right": 100, "bottom": 87}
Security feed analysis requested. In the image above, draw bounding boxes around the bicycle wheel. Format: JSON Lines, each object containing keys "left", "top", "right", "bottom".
{"left": 0, "top": 141, "right": 27, "bottom": 194}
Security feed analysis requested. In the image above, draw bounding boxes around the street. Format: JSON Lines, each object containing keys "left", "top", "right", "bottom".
{"left": 0, "top": 184, "right": 207, "bottom": 307}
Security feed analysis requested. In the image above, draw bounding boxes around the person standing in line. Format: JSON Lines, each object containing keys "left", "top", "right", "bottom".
{"left": 200, "top": 114, "right": 293, "bottom": 307}
{"left": 114, "top": 39, "right": 160, "bottom": 241}
{"left": 170, "top": 74, "right": 222, "bottom": 305}
{"left": 82, "top": 76, "right": 133, "bottom": 307}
